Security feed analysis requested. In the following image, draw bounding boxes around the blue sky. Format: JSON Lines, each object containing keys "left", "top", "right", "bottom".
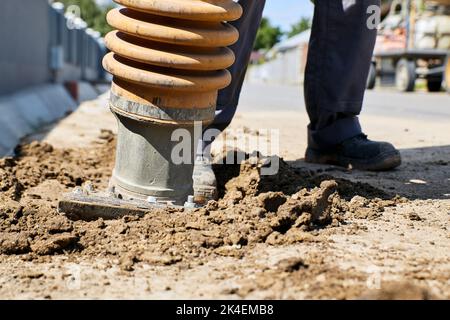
{"left": 264, "top": 0, "right": 314, "bottom": 31}
{"left": 95, "top": 0, "right": 314, "bottom": 32}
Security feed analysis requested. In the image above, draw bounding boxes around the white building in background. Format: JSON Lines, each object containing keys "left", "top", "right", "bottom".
{"left": 247, "top": 29, "right": 311, "bottom": 85}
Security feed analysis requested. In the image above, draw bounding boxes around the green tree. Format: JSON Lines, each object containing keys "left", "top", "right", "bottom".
{"left": 254, "top": 17, "right": 283, "bottom": 50}
{"left": 57, "top": 0, "right": 113, "bottom": 36}
{"left": 287, "top": 17, "right": 311, "bottom": 38}
{"left": 92, "top": 5, "right": 115, "bottom": 36}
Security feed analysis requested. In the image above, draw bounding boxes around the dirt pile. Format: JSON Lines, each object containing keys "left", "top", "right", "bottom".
{"left": 0, "top": 131, "right": 115, "bottom": 257}
{"left": 0, "top": 133, "right": 402, "bottom": 272}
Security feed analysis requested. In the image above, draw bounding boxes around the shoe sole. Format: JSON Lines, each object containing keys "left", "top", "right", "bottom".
{"left": 305, "top": 148, "right": 402, "bottom": 171}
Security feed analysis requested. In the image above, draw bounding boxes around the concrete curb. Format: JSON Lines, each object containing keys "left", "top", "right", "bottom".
{"left": 0, "top": 84, "right": 77, "bottom": 156}
{"left": 79, "top": 81, "right": 101, "bottom": 103}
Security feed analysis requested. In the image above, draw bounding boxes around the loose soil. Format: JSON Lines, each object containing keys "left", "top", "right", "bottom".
{"left": 1, "top": 130, "right": 448, "bottom": 299}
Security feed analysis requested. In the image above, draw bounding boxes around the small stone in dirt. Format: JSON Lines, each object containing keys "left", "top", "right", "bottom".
{"left": 46, "top": 216, "right": 73, "bottom": 234}
{"left": 20, "top": 271, "right": 44, "bottom": 279}
{"left": 0, "top": 200, "right": 22, "bottom": 219}
{"left": 185, "top": 222, "right": 203, "bottom": 230}
{"left": 350, "top": 195, "right": 369, "bottom": 208}
{"left": 0, "top": 232, "right": 31, "bottom": 254}
{"left": 31, "top": 234, "right": 79, "bottom": 255}
{"left": 119, "top": 253, "right": 138, "bottom": 271}
{"left": 348, "top": 195, "right": 383, "bottom": 220}
{"left": 311, "top": 181, "right": 338, "bottom": 221}
{"left": 284, "top": 229, "right": 318, "bottom": 244}
{"left": 12, "top": 206, "right": 24, "bottom": 221}
{"left": 123, "top": 215, "right": 140, "bottom": 223}
{"left": 222, "top": 287, "right": 239, "bottom": 295}
{"left": 266, "top": 232, "right": 284, "bottom": 245}
{"left": 94, "top": 219, "right": 106, "bottom": 229}
{"left": 214, "top": 246, "right": 245, "bottom": 258}
{"left": 229, "top": 233, "right": 248, "bottom": 246}
{"left": 351, "top": 207, "right": 381, "bottom": 220}
{"left": 276, "top": 258, "right": 308, "bottom": 272}
{"left": 202, "top": 236, "right": 224, "bottom": 249}
{"left": 408, "top": 212, "right": 423, "bottom": 221}
{"left": 141, "top": 252, "right": 182, "bottom": 266}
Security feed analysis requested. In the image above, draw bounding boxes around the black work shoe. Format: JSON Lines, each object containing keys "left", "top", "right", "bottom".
{"left": 305, "top": 134, "right": 402, "bottom": 171}
{"left": 193, "top": 157, "right": 218, "bottom": 205}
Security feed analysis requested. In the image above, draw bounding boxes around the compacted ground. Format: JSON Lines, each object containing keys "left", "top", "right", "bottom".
{"left": 0, "top": 90, "right": 449, "bottom": 299}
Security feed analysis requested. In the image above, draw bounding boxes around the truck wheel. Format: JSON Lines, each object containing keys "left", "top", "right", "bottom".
{"left": 366, "top": 62, "right": 376, "bottom": 90}
{"left": 427, "top": 76, "right": 443, "bottom": 92}
{"left": 396, "top": 59, "right": 416, "bottom": 92}
{"left": 445, "top": 55, "right": 450, "bottom": 94}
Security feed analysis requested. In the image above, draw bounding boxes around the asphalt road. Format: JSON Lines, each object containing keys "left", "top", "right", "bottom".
{"left": 238, "top": 82, "right": 450, "bottom": 121}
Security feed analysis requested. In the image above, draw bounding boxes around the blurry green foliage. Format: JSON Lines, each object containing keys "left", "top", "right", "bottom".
{"left": 254, "top": 17, "right": 283, "bottom": 50}
{"left": 57, "top": 0, "right": 113, "bottom": 36}
{"left": 286, "top": 17, "right": 311, "bottom": 38}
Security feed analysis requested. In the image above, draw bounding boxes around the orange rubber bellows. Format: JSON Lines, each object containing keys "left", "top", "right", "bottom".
{"left": 103, "top": 0, "right": 243, "bottom": 124}
{"left": 100, "top": 0, "right": 243, "bottom": 205}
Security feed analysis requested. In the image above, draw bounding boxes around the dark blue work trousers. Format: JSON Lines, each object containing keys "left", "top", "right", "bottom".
{"left": 208, "top": 0, "right": 380, "bottom": 151}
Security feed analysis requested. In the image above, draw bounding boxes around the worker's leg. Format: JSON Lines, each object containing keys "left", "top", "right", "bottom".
{"left": 304, "top": 0, "right": 400, "bottom": 171}
{"left": 206, "top": 0, "right": 266, "bottom": 135}
{"left": 304, "top": 0, "right": 379, "bottom": 149}
{"left": 194, "top": 0, "right": 265, "bottom": 202}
